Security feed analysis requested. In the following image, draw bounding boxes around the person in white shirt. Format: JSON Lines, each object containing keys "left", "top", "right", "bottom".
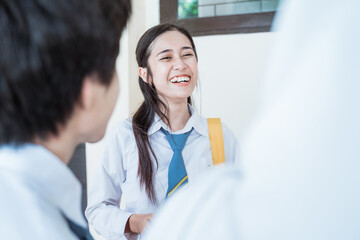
{"left": 85, "top": 23, "right": 240, "bottom": 240}
{"left": 0, "top": 0, "right": 131, "bottom": 239}
{"left": 141, "top": 0, "right": 360, "bottom": 239}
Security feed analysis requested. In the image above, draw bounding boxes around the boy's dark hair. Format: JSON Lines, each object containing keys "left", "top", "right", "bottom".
{"left": 0, "top": 0, "right": 131, "bottom": 144}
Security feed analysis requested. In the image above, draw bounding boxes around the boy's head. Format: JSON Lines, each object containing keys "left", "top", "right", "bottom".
{"left": 0, "top": 0, "right": 131, "bottom": 145}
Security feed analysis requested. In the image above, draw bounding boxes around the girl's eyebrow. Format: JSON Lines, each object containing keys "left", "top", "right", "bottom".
{"left": 182, "top": 46, "right": 193, "bottom": 51}
{"left": 156, "top": 49, "right": 172, "bottom": 56}
{"left": 156, "top": 46, "right": 193, "bottom": 56}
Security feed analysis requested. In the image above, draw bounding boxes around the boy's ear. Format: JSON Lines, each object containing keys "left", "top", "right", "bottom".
{"left": 79, "top": 76, "right": 97, "bottom": 111}
{"left": 139, "top": 67, "right": 148, "bottom": 83}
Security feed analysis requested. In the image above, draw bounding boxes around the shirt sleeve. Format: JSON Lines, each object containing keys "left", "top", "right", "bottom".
{"left": 85, "top": 122, "right": 133, "bottom": 240}
{"left": 222, "top": 122, "right": 241, "bottom": 166}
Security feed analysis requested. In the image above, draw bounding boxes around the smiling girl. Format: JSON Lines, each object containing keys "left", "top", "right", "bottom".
{"left": 86, "top": 23, "right": 240, "bottom": 240}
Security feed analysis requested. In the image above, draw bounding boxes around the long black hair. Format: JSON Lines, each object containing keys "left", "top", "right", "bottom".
{"left": 133, "top": 23, "right": 198, "bottom": 203}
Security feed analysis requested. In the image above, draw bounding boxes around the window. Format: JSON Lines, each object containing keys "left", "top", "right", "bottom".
{"left": 160, "top": 0, "right": 279, "bottom": 36}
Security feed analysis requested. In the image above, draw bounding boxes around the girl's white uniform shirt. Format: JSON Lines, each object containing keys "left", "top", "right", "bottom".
{"left": 86, "top": 106, "right": 240, "bottom": 240}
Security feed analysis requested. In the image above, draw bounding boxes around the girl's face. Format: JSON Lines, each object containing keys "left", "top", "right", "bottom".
{"left": 141, "top": 30, "right": 198, "bottom": 105}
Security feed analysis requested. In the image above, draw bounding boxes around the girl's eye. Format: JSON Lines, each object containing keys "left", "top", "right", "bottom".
{"left": 183, "top": 53, "right": 194, "bottom": 57}
{"left": 160, "top": 56, "right": 171, "bottom": 60}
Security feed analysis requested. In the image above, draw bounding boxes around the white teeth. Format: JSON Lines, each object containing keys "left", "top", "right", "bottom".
{"left": 170, "top": 76, "right": 190, "bottom": 83}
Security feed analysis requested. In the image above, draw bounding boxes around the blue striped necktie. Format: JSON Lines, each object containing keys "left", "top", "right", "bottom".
{"left": 161, "top": 127, "right": 193, "bottom": 198}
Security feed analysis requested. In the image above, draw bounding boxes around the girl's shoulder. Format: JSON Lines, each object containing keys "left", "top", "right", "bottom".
{"left": 201, "top": 117, "right": 232, "bottom": 133}
{"left": 205, "top": 118, "right": 238, "bottom": 143}
{"left": 113, "top": 117, "right": 133, "bottom": 132}
{"left": 105, "top": 118, "right": 135, "bottom": 144}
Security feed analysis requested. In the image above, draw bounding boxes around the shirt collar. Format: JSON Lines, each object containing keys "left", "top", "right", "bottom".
{"left": 0, "top": 144, "right": 87, "bottom": 228}
{"left": 148, "top": 104, "right": 209, "bottom": 137}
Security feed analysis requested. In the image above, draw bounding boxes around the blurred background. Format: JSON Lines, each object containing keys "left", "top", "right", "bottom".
{"left": 63, "top": 0, "right": 360, "bottom": 239}
{"left": 68, "top": 1, "right": 281, "bottom": 238}
{"left": 84, "top": 0, "right": 280, "bottom": 186}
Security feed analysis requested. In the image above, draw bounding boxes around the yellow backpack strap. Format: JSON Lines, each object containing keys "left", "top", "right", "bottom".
{"left": 207, "top": 118, "right": 225, "bottom": 165}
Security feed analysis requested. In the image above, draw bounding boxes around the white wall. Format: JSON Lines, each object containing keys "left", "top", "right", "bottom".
{"left": 194, "top": 32, "right": 275, "bottom": 142}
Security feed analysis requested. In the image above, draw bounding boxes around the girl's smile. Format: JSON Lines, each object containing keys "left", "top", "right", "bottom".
{"left": 169, "top": 74, "right": 191, "bottom": 86}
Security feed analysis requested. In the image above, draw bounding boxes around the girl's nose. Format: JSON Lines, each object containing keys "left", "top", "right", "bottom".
{"left": 173, "top": 57, "right": 186, "bottom": 70}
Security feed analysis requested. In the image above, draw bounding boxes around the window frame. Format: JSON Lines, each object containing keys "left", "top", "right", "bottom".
{"left": 160, "top": 0, "right": 276, "bottom": 36}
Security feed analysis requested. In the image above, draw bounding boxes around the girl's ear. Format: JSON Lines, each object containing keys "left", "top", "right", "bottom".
{"left": 139, "top": 67, "right": 148, "bottom": 83}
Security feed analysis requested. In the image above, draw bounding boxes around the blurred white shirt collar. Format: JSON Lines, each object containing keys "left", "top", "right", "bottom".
{"left": 0, "top": 144, "right": 86, "bottom": 230}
